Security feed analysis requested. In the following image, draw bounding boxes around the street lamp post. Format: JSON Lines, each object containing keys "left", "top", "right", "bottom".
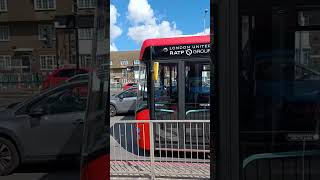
{"left": 204, "top": 9, "right": 209, "bottom": 32}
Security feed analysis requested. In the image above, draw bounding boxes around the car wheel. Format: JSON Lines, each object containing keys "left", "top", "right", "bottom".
{"left": 110, "top": 105, "right": 117, "bottom": 117}
{"left": 0, "top": 137, "right": 19, "bottom": 176}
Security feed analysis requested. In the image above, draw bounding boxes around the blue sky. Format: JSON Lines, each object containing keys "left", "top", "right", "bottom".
{"left": 110, "top": 0, "right": 210, "bottom": 51}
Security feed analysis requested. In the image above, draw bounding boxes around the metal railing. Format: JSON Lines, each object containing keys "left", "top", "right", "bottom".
{"left": 110, "top": 119, "right": 210, "bottom": 179}
{"left": 0, "top": 73, "right": 43, "bottom": 93}
{"left": 243, "top": 150, "right": 320, "bottom": 180}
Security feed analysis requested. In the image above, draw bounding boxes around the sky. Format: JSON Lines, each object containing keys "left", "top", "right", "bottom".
{"left": 110, "top": 0, "right": 210, "bottom": 51}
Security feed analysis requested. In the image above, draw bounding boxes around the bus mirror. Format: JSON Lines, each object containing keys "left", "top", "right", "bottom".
{"left": 153, "top": 62, "right": 159, "bottom": 81}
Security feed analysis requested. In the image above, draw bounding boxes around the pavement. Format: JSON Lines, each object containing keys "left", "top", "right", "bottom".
{"left": 109, "top": 115, "right": 210, "bottom": 180}
{"left": 1, "top": 162, "right": 80, "bottom": 180}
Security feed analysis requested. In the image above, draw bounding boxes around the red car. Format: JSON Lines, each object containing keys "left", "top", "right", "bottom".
{"left": 41, "top": 68, "right": 88, "bottom": 90}
{"left": 122, "top": 82, "right": 137, "bottom": 90}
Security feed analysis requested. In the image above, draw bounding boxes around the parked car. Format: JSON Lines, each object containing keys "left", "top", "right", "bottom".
{"left": 41, "top": 68, "right": 88, "bottom": 90}
{"left": 122, "top": 82, "right": 138, "bottom": 90}
{"left": 0, "top": 80, "right": 88, "bottom": 175}
{"left": 110, "top": 87, "right": 137, "bottom": 117}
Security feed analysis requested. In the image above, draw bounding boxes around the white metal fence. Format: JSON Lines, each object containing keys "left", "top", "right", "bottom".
{"left": 110, "top": 120, "right": 210, "bottom": 179}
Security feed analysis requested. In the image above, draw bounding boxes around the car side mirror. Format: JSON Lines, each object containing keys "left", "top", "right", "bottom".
{"left": 30, "top": 107, "right": 46, "bottom": 118}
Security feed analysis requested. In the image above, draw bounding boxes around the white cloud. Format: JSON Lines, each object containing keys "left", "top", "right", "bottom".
{"left": 193, "top": 28, "right": 210, "bottom": 36}
{"left": 127, "top": 0, "right": 183, "bottom": 43}
{"left": 174, "top": 28, "right": 210, "bottom": 38}
{"left": 110, "top": 43, "right": 118, "bottom": 51}
{"left": 128, "top": 0, "right": 155, "bottom": 25}
{"left": 128, "top": 21, "right": 183, "bottom": 43}
{"left": 110, "top": 4, "right": 122, "bottom": 50}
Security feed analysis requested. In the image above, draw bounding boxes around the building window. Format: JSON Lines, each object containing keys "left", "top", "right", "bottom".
{"left": 120, "top": 60, "right": 128, "bottom": 66}
{"left": 122, "top": 69, "right": 127, "bottom": 76}
{"left": 0, "top": 0, "right": 8, "bottom": 12}
{"left": 110, "top": 60, "right": 112, "bottom": 66}
{"left": 80, "top": 55, "right": 91, "bottom": 68}
{"left": 79, "top": 28, "right": 93, "bottom": 40}
{"left": 40, "top": 55, "right": 56, "bottom": 70}
{"left": 134, "top": 60, "right": 140, "bottom": 65}
{"left": 34, "top": 0, "right": 56, "bottom": 10}
{"left": 78, "top": 0, "right": 96, "bottom": 9}
{"left": 35, "top": 0, "right": 55, "bottom": 10}
{"left": 0, "top": 25, "right": 9, "bottom": 41}
{"left": 39, "top": 24, "right": 55, "bottom": 40}
{"left": 0, "top": 55, "right": 10, "bottom": 70}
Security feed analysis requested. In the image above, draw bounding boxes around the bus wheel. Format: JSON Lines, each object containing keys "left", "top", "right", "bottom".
{"left": 110, "top": 105, "right": 117, "bottom": 117}
{"left": 0, "top": 137, "right": 19, "bottom": 176}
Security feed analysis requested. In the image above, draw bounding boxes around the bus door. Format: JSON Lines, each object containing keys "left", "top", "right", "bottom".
{"left": 153, "top": 60, "right": 210, "bottom": 120}
{"left": 153, "top": 62, "right": 179, "bottom": 120}
{"left": 215, "top": 0, "right": 320, "bottom": 179}
{"left": 152, "top": 62, "right": 179, "bottom": 150}
{"left": 184, "top": 60, "right": 210, "bottom": 150}
{"left": 152, "top": 59, "right": 210, "bottom": 151}
{"left": 185, "top": 61, "right": 210, "bottom": 119}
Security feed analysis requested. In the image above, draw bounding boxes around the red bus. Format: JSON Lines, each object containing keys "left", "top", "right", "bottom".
{"left": 80, "top": 0, "right": 109, "bottom": 179}
{"left": 136, "top": 35, "right": 211, "bottom": 151}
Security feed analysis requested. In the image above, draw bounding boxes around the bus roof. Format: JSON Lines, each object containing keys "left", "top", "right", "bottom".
{"left": 139, "top": 35, "right": 210, "bottom": 60}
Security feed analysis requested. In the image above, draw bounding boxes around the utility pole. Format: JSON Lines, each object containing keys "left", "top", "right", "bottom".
{"left": 73, "top": 0, "right": 79, "bottom": 69}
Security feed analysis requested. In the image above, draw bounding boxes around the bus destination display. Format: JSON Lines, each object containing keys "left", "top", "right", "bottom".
{"left": 153, "top": 43, "right": 210, "bottom": 59}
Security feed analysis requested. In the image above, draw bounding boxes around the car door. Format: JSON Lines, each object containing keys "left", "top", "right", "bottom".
{"left": 16, "top": 84, "right": 87, "bottom": 158}
{"left": 117, "top": 89, "right": 137, "bottom": 113}
{"left": 126, "top": 89, "right": 137, "bottom": 111}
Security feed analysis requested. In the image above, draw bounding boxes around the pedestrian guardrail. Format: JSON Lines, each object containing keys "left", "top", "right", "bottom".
{"left": 0, "top": 73, "right": 43, "bottom": 93}
{"left": 110, "top": 84, "right": 122, "bottom": 89}
{"left": 110, "top": 120, "right": 210, "bottom": 179}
